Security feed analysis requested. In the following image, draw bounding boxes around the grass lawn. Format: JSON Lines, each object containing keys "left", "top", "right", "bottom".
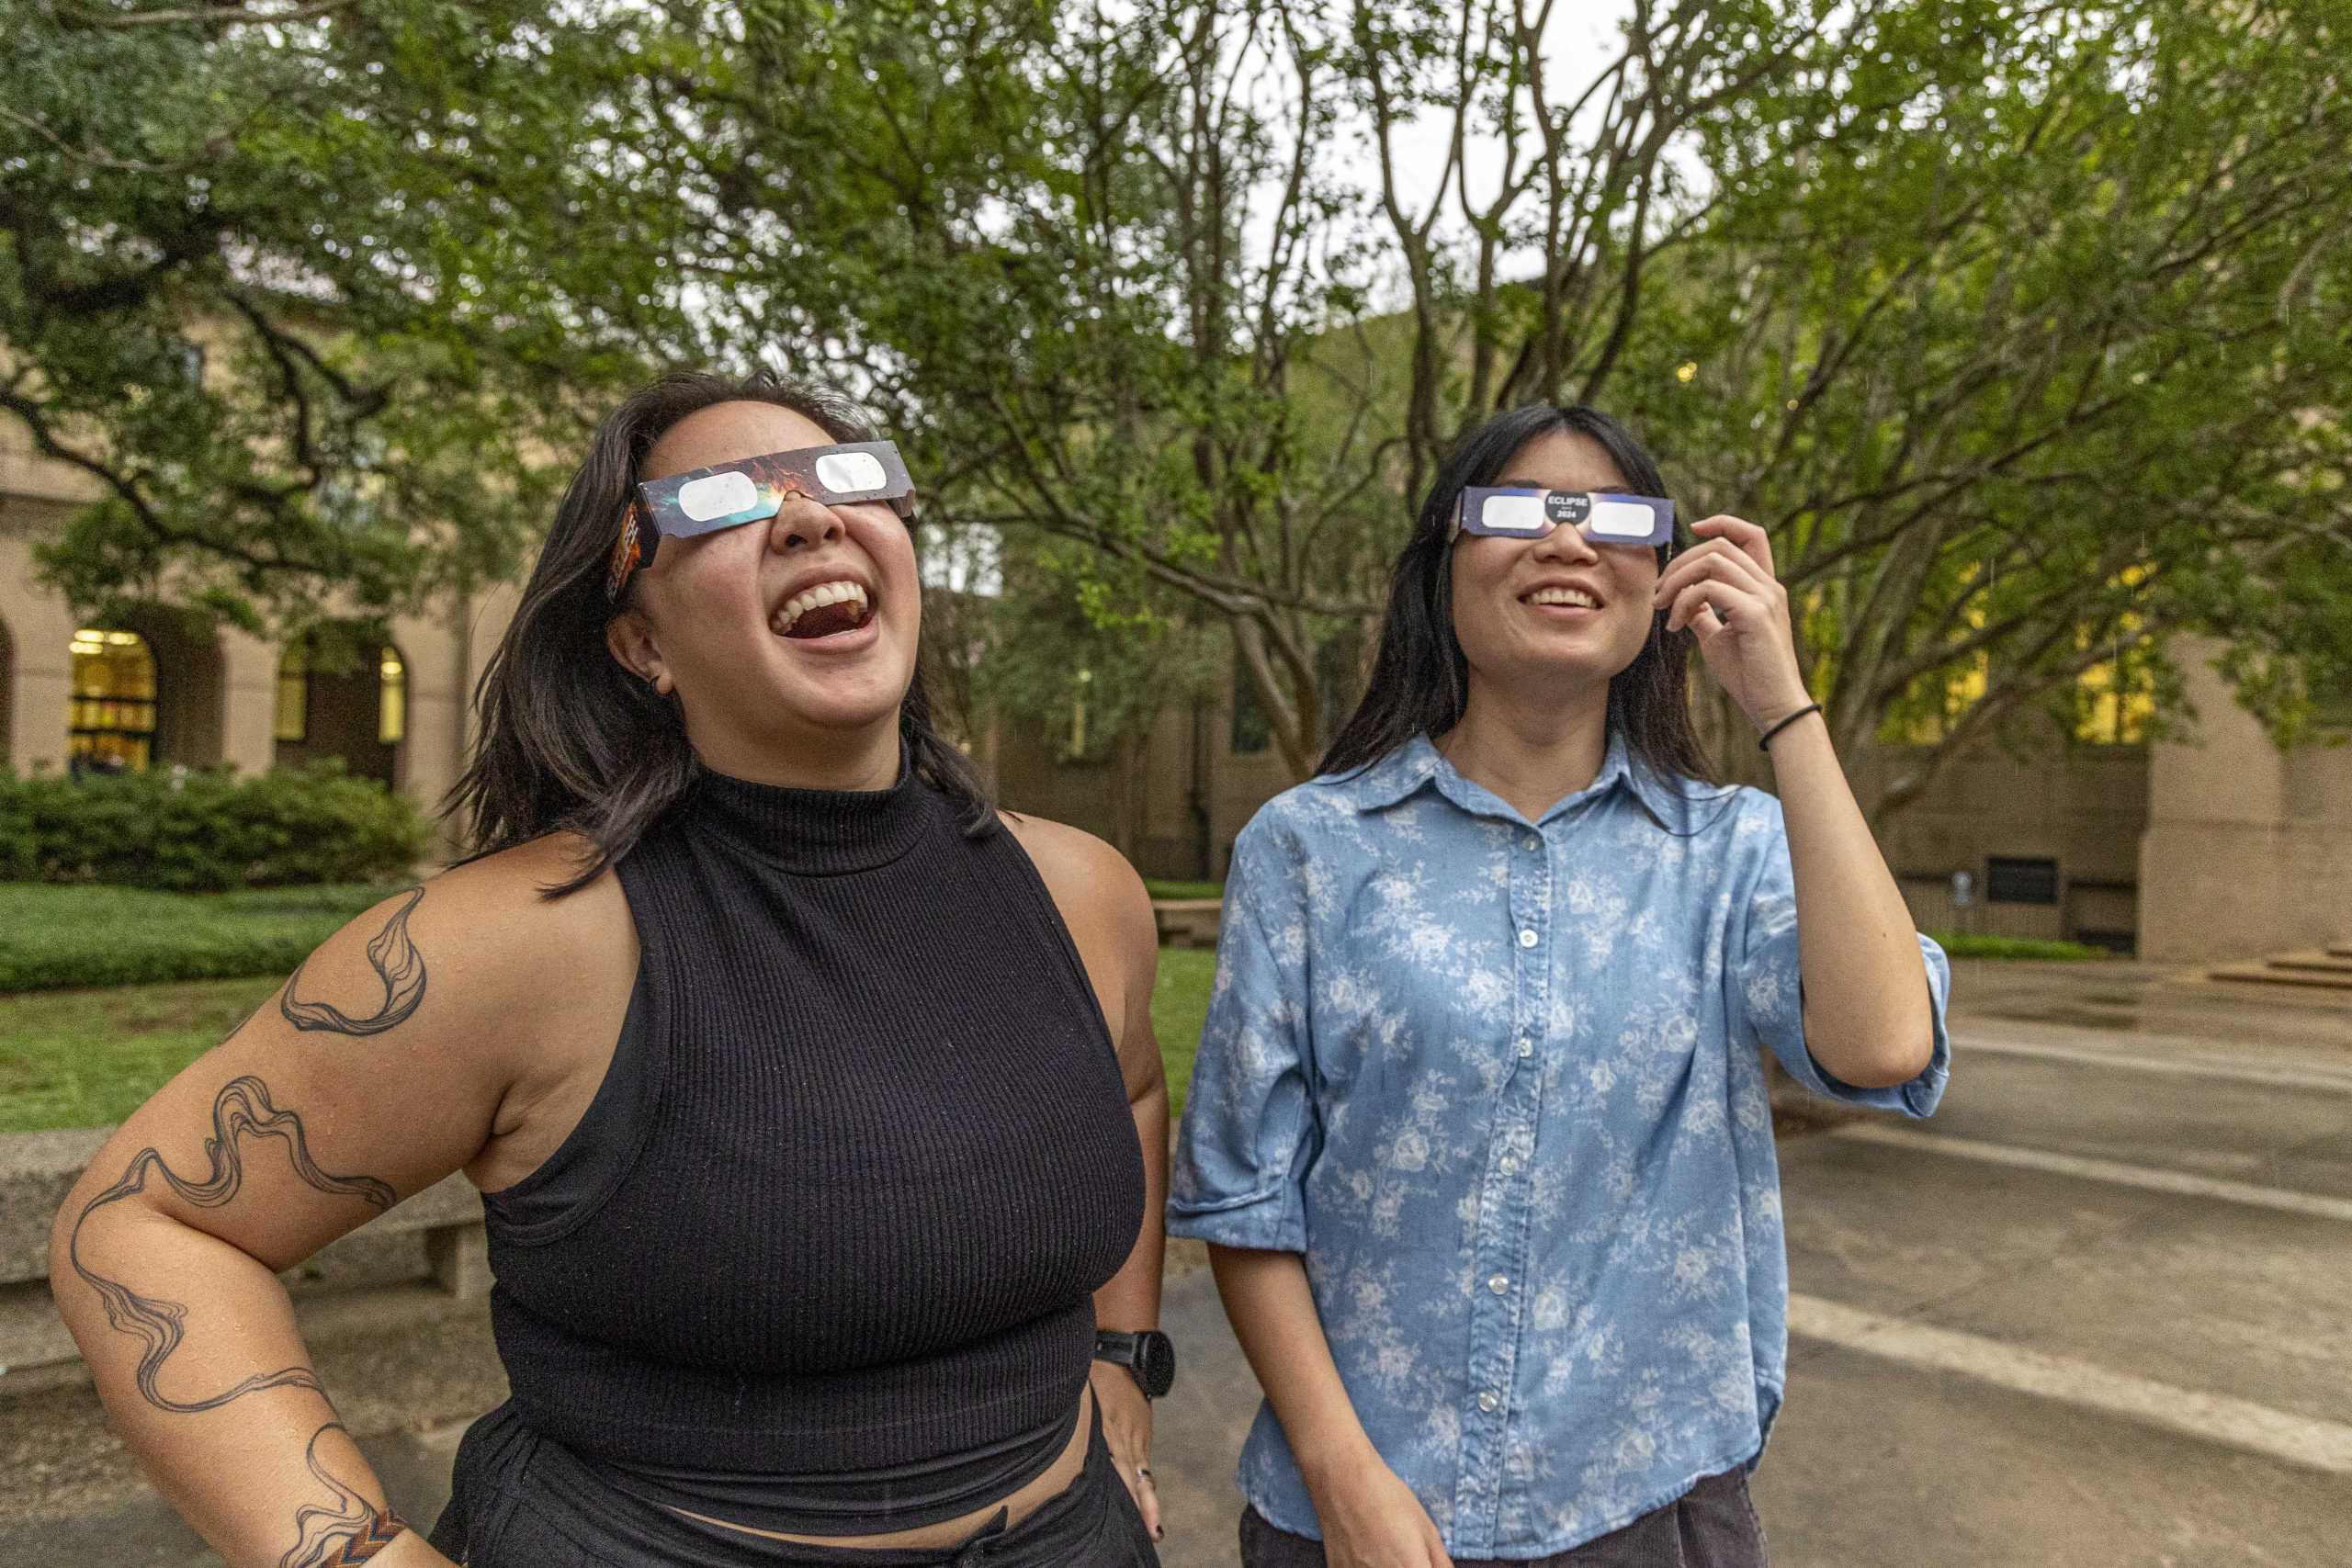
{"left": 0, "top": 949, "right": 1227, "bottom": 1134}
{"left": 1150, "top": 947, "right": 1216, "bottom": 1115}
{"left": 1143, "top": 879, "right": 1225, "bottom": 903}
{"left": 0, "top": 976, "right": 283, "bottom": 1133}
{"left": 0, "top": 883, "right": 406, "bottom": 992}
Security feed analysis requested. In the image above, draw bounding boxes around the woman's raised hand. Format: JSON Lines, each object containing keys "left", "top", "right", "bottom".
{"left": 1651, "top": 513, "right": 1815, "bottom": 734}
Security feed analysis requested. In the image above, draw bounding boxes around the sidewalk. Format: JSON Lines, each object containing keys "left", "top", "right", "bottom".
{"left": 6, "top": 959, "right": 2346, "bottom": 1564}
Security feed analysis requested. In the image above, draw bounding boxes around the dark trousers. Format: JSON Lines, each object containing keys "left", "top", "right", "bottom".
{"left": 1238, "top": 1468, "right": 1768, "bottom": 1568}
{"left": 432, "top": 1400, "right": 1159, "bottom": 1568}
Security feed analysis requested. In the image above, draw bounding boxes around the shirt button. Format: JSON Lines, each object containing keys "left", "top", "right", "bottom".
{"left": 1521, "top": 834, "right": 1541, "bottom": 852}
{"left": 1516, "top": 1038, "right": 1534, "bottom": 1058}
{"left": 1488, "top": 1274, "right": 1510, "bottom": 1295}
{"left": 1517, "top": 928, "right": 1538, "bottom": 948}
{"left": 1498, "top": 1155, "right": 1521, "bottom": 1174}
{"left": 1477, "top": 1391, "right": 1499, "bottom": 1413}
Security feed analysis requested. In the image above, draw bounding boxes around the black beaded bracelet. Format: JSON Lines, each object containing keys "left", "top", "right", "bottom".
{"left": 1757, "top": 702, "right": 1824, "bottom": 751}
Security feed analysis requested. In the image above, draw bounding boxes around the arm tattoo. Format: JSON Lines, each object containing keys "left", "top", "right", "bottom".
{"left": 67, "top": 1076, "right": 394, "bottom": 1413}
{"left": 282, "top": 1422, "right": 408, "bottom": 1567}
{"left": 281, "top": 886, "right": 428, "bottom": 1037}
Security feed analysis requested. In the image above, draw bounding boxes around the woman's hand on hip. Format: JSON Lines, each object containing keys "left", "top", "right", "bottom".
{"left": 1306, "top": 1446, "right": 1453, "bottom": 1568}
{"left": 1652, "top": 514, "right": 1815, "bottom": 732}
{"left": 1090, "top": 1362, "right": 1162, "bottom": 1544}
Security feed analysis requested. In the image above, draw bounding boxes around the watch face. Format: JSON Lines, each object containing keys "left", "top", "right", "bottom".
{"left": 1138, "top": 1331, "right": 1176, "bottom": 1397}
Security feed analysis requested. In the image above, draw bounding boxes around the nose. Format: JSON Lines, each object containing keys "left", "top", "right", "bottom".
{"left": 1529, "top": 518, "right": 1600, "bottom": 567}
{"left": 767, "top": 492, "right": 845, "bottom": 553}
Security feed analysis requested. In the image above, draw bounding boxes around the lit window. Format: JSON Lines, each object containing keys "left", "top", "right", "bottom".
{"left": 1067, "top": 667, "right": 1090, "bottom": 760}
{"left": 275, "top": 645, "right": 309, "bottom": 742}
{"left": 68, "top": 626, "right": 156, "bottom": 772}
{"left": 379, "top": 648, "right": 406, "bottom": 745}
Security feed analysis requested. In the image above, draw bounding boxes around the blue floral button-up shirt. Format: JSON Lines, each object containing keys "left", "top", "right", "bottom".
{"left": 1168, "top": 730, "right": 1951, "bottom": 1558}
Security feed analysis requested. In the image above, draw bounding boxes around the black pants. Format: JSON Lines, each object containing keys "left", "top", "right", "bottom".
{"left": 431, "top": 1401, "right": 1159, "bottom": 1568}
{"left": 1238, "top": 1468, "right": 1769, "bottom": 1568}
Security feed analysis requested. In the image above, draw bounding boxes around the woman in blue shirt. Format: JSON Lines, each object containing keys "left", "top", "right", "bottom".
{"left": 1168, "top": 405, "right": 1952, "bottom": 1567}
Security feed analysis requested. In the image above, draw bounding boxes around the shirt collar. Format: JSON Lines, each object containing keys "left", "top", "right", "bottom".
{"left": 1335, "top": 728, "right": 1700, "bottom": 834}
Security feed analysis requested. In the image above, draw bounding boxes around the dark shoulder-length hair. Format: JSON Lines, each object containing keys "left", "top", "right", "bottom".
{"left": 447, "top": 369, "right": 993, "bottom": 894}
{"left": 1319, "top": 403, "right": 1715, "bottom": 786}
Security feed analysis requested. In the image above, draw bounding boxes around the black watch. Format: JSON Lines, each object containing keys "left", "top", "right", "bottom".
{"left": 1093, "top": 1329, "right": 1176, "bottom": 1398}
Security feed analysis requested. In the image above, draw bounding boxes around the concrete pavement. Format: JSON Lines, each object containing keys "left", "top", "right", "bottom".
{"left": 6, "top": 960, "right": 2348, "bottom": 1565}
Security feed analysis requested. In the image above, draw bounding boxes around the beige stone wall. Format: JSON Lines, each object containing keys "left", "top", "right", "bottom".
{"left": 2, "top": 503, "right": 508, "bottom": 871}
{"left": 995, "top": 657, "right": 2161, "bottom": 946}
{"left": 2137, "top": 637, "right": 2352, "bottom": 963}
{"left": 1860, "top": 738, "right": 2150, "bottom": 947}
{"left": 992, "top": 681, "right": 1307, "bottom": 884}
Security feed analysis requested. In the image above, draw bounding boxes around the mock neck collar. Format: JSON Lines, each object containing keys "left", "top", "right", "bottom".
{"left": 684, "top": 757, "right": 931, "bottom": 874}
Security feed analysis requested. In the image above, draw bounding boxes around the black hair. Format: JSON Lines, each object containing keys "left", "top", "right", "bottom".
{"left": 1319, "top": 403, "right": 1716, "bottom": 787}
{"left": 448, "top": 369, "right": 993, "bottom": 893}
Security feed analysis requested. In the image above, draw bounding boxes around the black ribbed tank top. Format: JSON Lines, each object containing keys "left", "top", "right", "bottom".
{"left": 481, "top": 764, "right": 1145, "bottom": 1481}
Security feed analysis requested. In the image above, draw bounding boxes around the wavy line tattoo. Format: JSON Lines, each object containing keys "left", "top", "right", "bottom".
{"left": 281, "top": 886, "right": 428, "bottom": 1037}
{"left": 282, "top": 1422, "right": 408, "bottom": 1567}
{"left": 68, "top": 1076, "right": 395, "bottom": 1413}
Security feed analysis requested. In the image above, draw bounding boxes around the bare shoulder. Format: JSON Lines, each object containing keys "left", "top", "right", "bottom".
{"left": 998, "top": 811, "right": 1154, "bottom": 946}
{"left": 282, "top": 830, "right": 634, "bottom": 1066}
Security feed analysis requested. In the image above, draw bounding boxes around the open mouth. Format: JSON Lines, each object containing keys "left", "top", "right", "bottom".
{"left": 770, "top": 581, "right": 876, "bottom": 640}
{"left": 1522, "top": 586, "right": 1603, "bottom": 611}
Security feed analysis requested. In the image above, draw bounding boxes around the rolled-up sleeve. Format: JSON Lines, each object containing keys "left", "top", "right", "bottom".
{"left": 1731, "top": 796, "right": 1951, "bottom": 1118}
{"left": 1166, "top": 812, "right": 1318, "bottom": 1252}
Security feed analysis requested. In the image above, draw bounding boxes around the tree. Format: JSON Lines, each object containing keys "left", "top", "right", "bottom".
{"left": 653, "top": 0, "right": 2350, "bottom": 803}
{"left": 1, "top": 0, "right": 685, "bottom": 630}
{"left": 1522, "top": 0, "right": 2352, "bottom": 805}
{"left": 14, "top": 0, "right": 2346, "bottom": 815}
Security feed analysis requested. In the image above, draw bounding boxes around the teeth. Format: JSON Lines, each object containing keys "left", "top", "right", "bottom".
{"left": 1528, "top": 587, "right": 1600, "bottom": 609}
{"left": 771, "top": 580, "right": 870, "bottom": 635}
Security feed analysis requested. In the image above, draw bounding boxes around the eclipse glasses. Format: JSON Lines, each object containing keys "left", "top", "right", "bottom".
{"left": 1453, "top": 488, "right": 1676, "bottom": 548}
{"left": 607, "top": 440, "right": 915, "bottom": 600}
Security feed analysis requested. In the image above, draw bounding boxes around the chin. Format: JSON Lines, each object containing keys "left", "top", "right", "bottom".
{"left": 771, "top": 685, "right": 905, "bottom": 736}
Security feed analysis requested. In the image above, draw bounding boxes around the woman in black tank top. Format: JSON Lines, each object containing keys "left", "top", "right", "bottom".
{"left": 48, "top": 371, "right": 1171, "bottom": 1568}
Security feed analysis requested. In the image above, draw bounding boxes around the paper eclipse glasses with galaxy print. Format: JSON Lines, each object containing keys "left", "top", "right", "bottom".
{"left": 1452, "top": 488, "right": 1676, "bottom": 548}
{"left": 606, "top": 440, "right": 915, "bottom": 600}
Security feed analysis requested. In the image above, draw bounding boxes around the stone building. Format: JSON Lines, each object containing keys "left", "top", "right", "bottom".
{"left": 4, "top": 425, "right": 2342, "bottom": 962}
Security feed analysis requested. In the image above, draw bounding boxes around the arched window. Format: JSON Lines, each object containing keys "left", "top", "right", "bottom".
{"left": 68, "top": 626, "right": 156, "bottom": 773}
{"left": 274, "top": 631, "right": 405, "bottom": 785}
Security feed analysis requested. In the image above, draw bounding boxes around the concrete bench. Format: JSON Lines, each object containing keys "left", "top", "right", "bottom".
{"left": 1152, "top": 899, "right": 1223, "bottom": 950}
{"left": 0, "top": 1126, "right": 484, "bottom": 1384}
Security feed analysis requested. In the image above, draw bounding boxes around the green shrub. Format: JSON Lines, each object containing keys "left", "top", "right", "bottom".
{"left": 1927, "top": 931, "right": 2114, "bottom": 962}
{"left": 0, "top": 762, "right": 432, "bottom": 893}
{"left": 1144, "top": 879, "right": 1225, "bottom": 902}
{"left": 0, "top": 883, "right": 406, "bottom": 991}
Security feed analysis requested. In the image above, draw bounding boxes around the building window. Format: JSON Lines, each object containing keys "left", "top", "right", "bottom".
{"left": 1316, "top": 633, "right": 1361, "bottom": 747}
{"left": 68, "top": 626, "right": 156, "bottom": 773}
{"left": 2312, "top": 671, "right": 2352, "bottom": 733}
{"left": 1883, "top": 652, "right": 1987, "bottom": 747}
{"left": 275, "top": 645, "right": 309, "bottom": 742}
{"left": 379, "top": 647, "right": 406, "bottom": 745}
{"left": 1986, "top": 857, "right": 2061, "bottom": 906}
{"left": 2073, "top": 652, "right": 2153, "bottom": 745}
{"left": 1231, "top": 666, "right": 1272, "bottom": 756}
